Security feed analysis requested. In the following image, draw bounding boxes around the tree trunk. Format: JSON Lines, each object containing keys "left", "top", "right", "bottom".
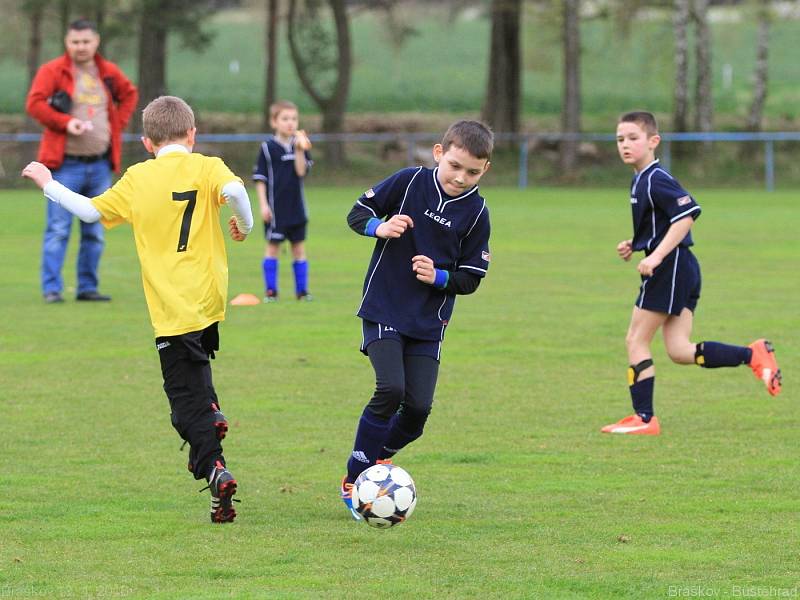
{"left": 134, "top": 3, "right": 168, "bottom": 133}
{"left": 692, "top": 0, "right": 712, "bottom": 134}
{"left": 480, "top": 0, "right": 521, "bottom": 135}
{"left": 672, "top": 0, "right": 690, "bottom": 132}
{"left": 560, "top": 0, "right": 581, "bottom": 174}
{"left": 287, "top": 0, "right": 351, "bottom": 166}
{"left": 262, "top": 0, "right": 279, "bottom": 131}
{"left": 25, "top": 2, "right": 45, "bottom": 130}
{"left": 746, "top": 0, "right": 770, "bottom": 131}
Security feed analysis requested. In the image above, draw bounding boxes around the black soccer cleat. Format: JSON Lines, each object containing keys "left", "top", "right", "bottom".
{"left": 210, "top": 403, "right": 228, "bottom": 440}
{"left": 204, "top": 460, "right": 238, "bottom": 523}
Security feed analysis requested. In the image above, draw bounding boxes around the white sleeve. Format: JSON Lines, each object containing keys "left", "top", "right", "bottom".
{"left": 221, "top": 180, "right": 254, "bottom": 234}
{"left": 43, "top": 180, "right": 102, "bottom": 222}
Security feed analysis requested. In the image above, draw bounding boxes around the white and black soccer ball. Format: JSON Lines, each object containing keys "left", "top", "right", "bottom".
{"left": 352, "top": 464, "right": 417, "bottom": 528}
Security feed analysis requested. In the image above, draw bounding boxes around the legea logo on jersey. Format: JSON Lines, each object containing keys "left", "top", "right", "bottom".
{"left": 424, "top": 209, "right": 452, "bottom": 228}
{"left": 281, "top": 153, "right": 295, "bottom": 161}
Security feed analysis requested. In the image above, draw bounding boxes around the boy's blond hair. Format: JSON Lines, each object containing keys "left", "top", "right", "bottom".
{"left": 619, "top": 111, "right": 659, "bottom": 137}
{"left": 270, "top": 100, "right": 298, "bottom": 122}
{"left": 142, "top": 96, "right": 195, "bottom": 145}
{"left": 441, "top": 120, "right": 494, "bottom": 160}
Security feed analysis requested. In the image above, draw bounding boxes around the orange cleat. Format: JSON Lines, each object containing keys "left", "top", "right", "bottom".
{"left": 748, "top": 339, "right": 782, "bottom": 396}
{"left": 601, "top": 414, "right": 661, "bottom": 435}
{"left": 340, "top": 477, "right": 362, "bottom": 521}
{"left": 376, "top": 458, "right": 393, "bottom": 465}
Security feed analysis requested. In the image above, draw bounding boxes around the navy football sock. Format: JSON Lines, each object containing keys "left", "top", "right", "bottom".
{"left": 378, "top": 408, "right": 429, "bottom": 459}
{"left": 346, "top": 408, "right": 391, "bottom": 483}
{"left": 293, "top": 260, "right": 308, "bottom": 295}
{"left": 695, "top": 342, "right": 752, "bottom": 368}
{"left": 262, "top": 257, "right": 278, "bottom": 294}
{"left": 630, "top": 377, "right": 655, "bottom": 422}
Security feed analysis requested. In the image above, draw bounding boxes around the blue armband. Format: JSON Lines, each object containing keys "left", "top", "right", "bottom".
{"left": 433, "top": 269, "right": 449, "bottom": 289}
{"left": 365, "top": 217, "right": 382, "bottom": 237}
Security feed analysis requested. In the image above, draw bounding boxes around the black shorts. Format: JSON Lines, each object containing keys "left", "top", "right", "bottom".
{"left": 264, "top": 220, "right": 307, "bottom": 243}
{"left": 635, "top": 247, "right": 701, "bottom": 316}
{"left": 360, "top": 320, "right": 442, "bottom": 361}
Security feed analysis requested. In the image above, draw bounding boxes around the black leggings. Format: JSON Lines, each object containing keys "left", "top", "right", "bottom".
{"left": 156, "top": 324, "right": 224, "bottom": 481}
{"left": 365, "top": 339, "right": 440, "bottom": 419}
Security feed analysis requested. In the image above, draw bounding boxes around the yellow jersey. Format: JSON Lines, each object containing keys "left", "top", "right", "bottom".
{"left": 91, "top": 150, "right": 241, "bottom": 337}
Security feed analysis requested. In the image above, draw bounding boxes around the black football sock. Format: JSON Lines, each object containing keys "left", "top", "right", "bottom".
{"left": 695, "top": 342, "right": 752, "bottom": 368}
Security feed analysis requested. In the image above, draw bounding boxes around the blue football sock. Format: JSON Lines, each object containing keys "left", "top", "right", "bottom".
{"left": 346, "top": 407, "right": 391, "bottom": 483}
{"left": 695, "top": 342, "right": 752, "bottom": 368}
{"left": 262, "top": 257, "right": 278, "bottom": 294}
{"left": 293, "top": 260, "right": 308, "bottom": 295}
{"left": 630, "top": 377, "right": 655, "bottom": 422}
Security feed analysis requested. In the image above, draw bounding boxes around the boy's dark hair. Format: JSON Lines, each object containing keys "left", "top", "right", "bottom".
{"left": 619, "top": 111, "right": 659, "bottom": 137}
{"left": 68, "top": 19, "right": 98, "bottom": 33}
{"left": 142, "top": 96, "right": 195, "bottom": 145}
{"left": 441, "top": 120, "right": 494, "bottom": 160}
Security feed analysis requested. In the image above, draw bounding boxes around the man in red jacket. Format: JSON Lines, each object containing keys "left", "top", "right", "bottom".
{"left": 26, "top": 19, "right": 137, "bottom": 303}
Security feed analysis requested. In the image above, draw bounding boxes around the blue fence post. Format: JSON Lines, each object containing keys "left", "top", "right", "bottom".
{"left": 661, "top": 140, "right": 671, "bottom": 171}
{"left": 406, "top": 135, "right": 416, "bottom": 167}
{"left": 764, "top": 140, "right": 774, "bottom": 192}
{"left": 518, "top": 137, "right": 529, "bottom": 189}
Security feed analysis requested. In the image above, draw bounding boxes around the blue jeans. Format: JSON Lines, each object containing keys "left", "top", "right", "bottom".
{"left": 41, "top": 158, "right": 111, "bottom": 295}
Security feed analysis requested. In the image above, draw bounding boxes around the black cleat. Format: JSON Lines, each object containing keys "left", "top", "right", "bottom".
{"left": 211, "top": 403, "right": 228, "bottom": 440}
{"left": 204, "top": 460, "right": 238, "bottom": 523}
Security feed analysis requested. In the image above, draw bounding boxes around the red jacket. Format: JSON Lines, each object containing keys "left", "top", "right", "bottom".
{"left": 26, "top": 52, "right": 138, "bottom": 173}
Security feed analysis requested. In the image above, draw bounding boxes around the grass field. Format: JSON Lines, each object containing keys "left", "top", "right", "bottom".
{"left": 1, "top": 186, "right": 798, "bottom": 599}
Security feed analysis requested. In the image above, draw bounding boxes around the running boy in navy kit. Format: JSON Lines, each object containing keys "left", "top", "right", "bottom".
{"left": 602, "top": 111, "right": 781, "bottom": 435}
{"left": 252, "top": 100, "right": 313, "bottom": 301}
{"left": 23, "top": 96, "right": 254, "bottom": 522}
{"left": 339, "top": 120, "right": 493, "bottom": 519}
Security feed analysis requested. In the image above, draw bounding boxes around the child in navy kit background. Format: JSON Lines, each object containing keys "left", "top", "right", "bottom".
{"left": 339, "top": 120, "right": 493, "bottom": 520}
{"left": 602, "top": 111, "right": 782, "bottom": 436}
{"left": 252, "top": 100, "right": 313, "bottom": 301}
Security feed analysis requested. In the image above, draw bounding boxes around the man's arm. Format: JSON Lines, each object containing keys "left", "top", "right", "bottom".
{"left": 110, "top": 65, "right": 138, "bottom": 128}
{"left": 25, "top": 65, "right": 72, "bottom": 132}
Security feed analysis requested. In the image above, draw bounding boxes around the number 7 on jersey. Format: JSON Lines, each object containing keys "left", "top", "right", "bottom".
{"left": 172, "top": 190, "right": 198, "bottom": 252}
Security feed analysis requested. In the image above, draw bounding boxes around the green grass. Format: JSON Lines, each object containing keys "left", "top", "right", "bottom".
{"left": 1, "top": 186, "right": 798, "bottom": 598}
{"left": 1, "top": 6, "right": 800, "bottom": 124}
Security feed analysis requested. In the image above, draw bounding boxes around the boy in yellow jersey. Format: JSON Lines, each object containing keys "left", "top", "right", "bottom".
{"left": 22, "top": 96, "right": 254, "bottom": 523}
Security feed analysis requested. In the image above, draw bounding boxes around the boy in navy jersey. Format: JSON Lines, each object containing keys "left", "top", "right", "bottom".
{"left": 602, "top": 111, "right": 781, "bottom": 436}
{"left": 252, "top": 100, "right": 313, "bottom": 301}
{"left": 339, "top": 120, "right": 493, "bottom": 519}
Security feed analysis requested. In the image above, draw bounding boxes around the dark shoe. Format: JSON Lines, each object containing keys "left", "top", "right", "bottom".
{"left": 43, "top": 292, "right": 64, "bottom": 304}
{"left": 211, "top": 403, "right": 228, "bottom": 440}
{"left": 204, "top": 461, "right": 238, "bottom": 523}
{"left": 296, "top": 292, "right": 313, "bottom": 301}
{"left": 76, "top": 291, "right": 111, "bottom": 302}
{"left": 263, "top": 290, "right": 278, "bottom": 303}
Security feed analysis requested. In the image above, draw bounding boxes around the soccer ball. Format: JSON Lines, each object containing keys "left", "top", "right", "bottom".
{"left": 352, "top": 464, "right": 417, "bottom": 528}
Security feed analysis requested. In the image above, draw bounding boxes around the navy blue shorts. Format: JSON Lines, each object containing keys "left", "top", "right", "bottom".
{"left": 264, "top": 220, "right": 307, "bottom": 243}
{"left": 360, "top": 320, "right": 442, "bottom": 361}
{"left": 636, "top": 247, "right": 701, "bottom": 315}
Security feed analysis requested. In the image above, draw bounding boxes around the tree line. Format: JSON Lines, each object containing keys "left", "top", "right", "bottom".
{"left": 15, "top": 0, "right": 775, "bottom": 167}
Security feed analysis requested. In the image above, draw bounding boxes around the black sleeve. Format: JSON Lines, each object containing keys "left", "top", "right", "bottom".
{"left": 347, "top": 205, "right": 373, "bottom": 235}
{"left": 444, "top": 270, "right": 482, "bottom": 295}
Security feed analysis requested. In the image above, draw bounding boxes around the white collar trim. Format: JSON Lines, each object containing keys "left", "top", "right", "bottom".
{"left": 156, "top": 144, "right": 190, "bottom": 158}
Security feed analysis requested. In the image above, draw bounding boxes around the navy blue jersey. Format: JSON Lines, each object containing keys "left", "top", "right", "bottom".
{"left": 352, "top": 166, "right": 491, "bottom": 341}
{"left": 252, "top": 135, "right": 312, "bottom": 228}
{"left": 630, "top": 159, "right": 701, "bottom": 254}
